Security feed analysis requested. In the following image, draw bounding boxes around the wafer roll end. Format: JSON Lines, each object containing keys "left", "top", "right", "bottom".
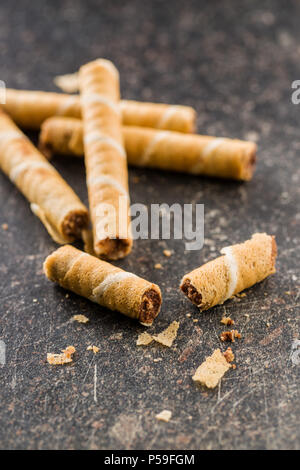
{"left": 239, "top": 141, "right": 257, "bottom": 181}
{"left": 139, "top": 286, "right": 162, "bottom": 325}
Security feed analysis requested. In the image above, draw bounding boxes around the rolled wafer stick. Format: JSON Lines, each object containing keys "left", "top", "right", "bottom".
{"left": 44, "top": 245, "right": 162, "bottom": 325}
{"left": 39, "top": 117, "right": 256, "bottom": 181}
{"left": 79, "top": 59, "right": 132, "bottom": 260}
{"left": 3, "top": 88, "right": 196, "bottom": 133}
{"left": 180, "top": 233, "right": 277, "bottom": 311}
{"left": 0, "top": 109, "right": 88, "bottom": 243}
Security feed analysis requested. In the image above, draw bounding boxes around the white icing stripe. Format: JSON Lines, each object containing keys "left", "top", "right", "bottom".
{"left": 157, "top": 106, "right": 180, "bottom": 129}
{"left": 201, "top": 138, "right": 227, "bottom": 158}
{"left": 141, "top": 131, "right": 169, "bottom": 165}
{"left": 84, "top": 132, "right": 126, "bottom": 158}
{"left": 92, "top": 271, "right": 137, "bottom": 300}
{"left": 220, "top": 246, "right": 239, "bottom": 301}
{"left": 0, "top": 130, "right": 24, "bottom": 143}
{"left": 57, "top": 96, "right": 79, "bottom": 116}
{"left": 81, "top": 93, "right": 120, "bottom": 115}
{"left": 87, "top": 174, "right": 128, "bottom": 197}
{"left": 10, "top": 161, "right": 53, "bottom": 183}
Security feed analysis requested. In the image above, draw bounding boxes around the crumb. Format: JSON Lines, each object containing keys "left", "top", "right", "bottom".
{"left": 155, "top": 410, "right": 172, "bottom": 422}
{"left": 110, "top": 332, "right": 123, "bottom": 341}
{"left": 244, "top": 314, "right": 250, "bottom": 318}
{"left": 266, "top": 322, "right": 271, "bottom": 327}
{"left": 232, "top": 364, "right": 236, "bottom": 370}
{"left": 284, "top": 291, "right": 291, "bottom": 295}
{"left": 221, "top": 316, "right": 235, "bottom": 326}
{"left": 220, "top": 330, "right": 241, "bottom": 342}
{"left": 137, "top": 332, "right": 153, "bottom": 346}
{"left": 47, "top": 345, "right": 76, "bottom": 365}
{"left": 154, "top": 263, "right": 163, "bottom": 269}
{"left": 54, "top": 72, "right": 79, "bottom": 93}
{"left": 193, "top": 319, "right": 199, "bottom": 323}
{"left": 65, "top": 293, "right": 69, "bottom": 298}
{"left": 87, "top": 345, "right": 99, "bottom": 354}
{"left": 223, "top": 347, "right": 235, "bottom": 363}
{"left": 2, "top": 223, "right": 8, "bottom": 230}
{"left": 152, "top": 321, "right": 180, "bottom": 347}
{"left": 186, "top": 313, "right": 192, "bottom": 318}
{"left": 72, "top": 314, "right": 89, "bottom": 324}
{"left": 153, "top": 358, "right": 162, "bottom": 362}
{"left": 33, "top": 298, "right": 38, "bottom": 303}
{"left": 192, "top": 349, "right": 231, "bottom": 389}
{"left": 236, "top": 292, "right": 247, "bottom": 298}
{"left": 163, "top": 249, "right": 172, "bottom": 257}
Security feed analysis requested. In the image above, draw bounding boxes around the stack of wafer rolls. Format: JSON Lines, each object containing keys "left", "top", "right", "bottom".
{"left": 180, "top": 233, "right": 277, "bottom": 310}
{"left": 0, "top": 109, "right": 88, "bottom": 243}
{"left": 39, "top": 117, "right": 256, "bottom": 181}
{"left": 44, "top": 245, "right": 162, "bottom": 325}
{"left": 3, "top": 88, "right": 196, "bottom": 132}
{"left": 79, "top": 58, "right": 132, "bottom": 260}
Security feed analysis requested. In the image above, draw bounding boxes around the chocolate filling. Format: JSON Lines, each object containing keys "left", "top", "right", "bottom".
{"left": 97, "top": 237, "right": 132, "bottom": 261}
{"left": 139, "top": 288, "right": 161, "bottom": 324}
{"left": 181, "top": 279, "right": 202, "bottom": 306}
{"left": 62, "top": 211, "right": 89, "bottom": 240}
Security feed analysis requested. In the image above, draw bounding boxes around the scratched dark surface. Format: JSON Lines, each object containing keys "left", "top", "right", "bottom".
{"left": 0, "top": 0, "right": 299, "bottom": 450}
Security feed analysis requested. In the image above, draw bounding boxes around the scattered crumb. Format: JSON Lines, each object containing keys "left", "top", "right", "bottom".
{"left": 47, "top": 345, "right": 76, "bottom": 365}
{"left": 236, "top": 292, "right": 247, "bottom": 298}
{"left": 244, "top": 314, "right": 250, "bottom": 318}
{"left": 110, "top": 333, "right": 123, "bottom": 341}
{"left": 154, "top": 263, "right": 163, "bottom": 269}
{"left": 220, "top": 330, "right": 241, "bottom": 342}
{"left": 33, "top": 298, "right": 38, "bottom": 303}
{"left": 221, "top": 316, "right": 235, "bottom": 326}
{"left": 153, "top": 358, "right": 162, "bottom": 362}
{"left": 192, "top": 349, "right": 231, "bottom": 389}
{"left": 152, "top": 321, "right": 180, "bottom": 347}
{"left": 72, "top": 314, "right": 89, "bottom": 324}
{"left": 186, "top": 313, "right": 192, "bottom": 318}
{"left": 163, "top": 249, "right": 172, "bottom": 257}
{"left": 155, "top": 410, "right": 172, "bottom": 422}
{"left": 232, "top": 364, "right": 237, "bottom": 370}
{"left": 54, "top": 72, "right": 79, "bottom": 93}
{"left": 2, "top": 223, "right": 8, "bottom": 230}
{"left": 266, "top": 322, "right": 271, "bottom": 327}
{"left": 65, "top": 293, "right": 69, "bottom": 298}
{"left": 223, "top": 347, "right": 235, "bottom": 363}
{"left": 87, "top": 345, "right": 99, "bottom": 354}
{"left": 137, "top": 332, "right": 153, "bottom": 346}
{"left": 284, "top": 291, "right": 291, "bottom": 295}
{"left": 193, "top": 319, "right": 199, "bottom": 323}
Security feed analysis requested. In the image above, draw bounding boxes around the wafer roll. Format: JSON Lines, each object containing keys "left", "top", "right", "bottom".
{"left": 40, "top": 117, "right": 256, "bottom": 181}
{"left": 0, "top": 109, "right": 88, "bottom": 243}
{"left": 79, "top": 59, "right": 132, "bottom": 259}
{"left": 44, "top": 245, "right": 162, "bottom": 325}
{"left": 180, "top": 233, "right": 277, "bottom": 310}
{"left": 3, "top": 88, "right": 196, "bottom": 132}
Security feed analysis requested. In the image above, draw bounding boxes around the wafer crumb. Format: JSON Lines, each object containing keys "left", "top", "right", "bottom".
{"left": 47, "top": 345, "right": 76, "bottom": 365}
{"left": 87, "top": 345, "right": 99, "bottom": 354}
{"left": 163, "top": 249, "right": 172, "bottom": 257}
{"left": 154, "top": 263, "right": 163, "bottom": 269}
{"left": 54, "top": 72, "right": 79, "bottom": 93}
{"left": 186, "top": 313, "right": 192, "bottom": 318}
{"left": 192, "top": 348, "right": 231, "bottom": 389}
{"left": 152, "top": 321, "right": 180, "bottom": 347}
{"left": 220, "top": 330, "right": 241, "bottom": 342}
{"left": 155, "top": 410, "right": 172, "bottom": 422}
{"left": 223, "top": 347, "right": 235, "bottom": 363}
{"left": 2, "top": 223, "right": 8, "bottom": 230}
{"left": 136, "top": 332, "right": 153, "bottom": 346}
{"left": 221, "top": 316, "right": 235, "bottom": 326}
{"left": 72, "top": 314, "right": 89, "bottom": 324}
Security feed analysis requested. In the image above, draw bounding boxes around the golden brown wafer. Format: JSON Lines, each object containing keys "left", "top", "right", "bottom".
{"left": 39, "top": 118, "right": 256, "bottom": 181}
{"left": 0, "top": 109, "right": 88, "bottom": 243}
{"left": 79, "top": 59, "right": 132, "bottom": 259}
{"left": 44, "top": 245, "right": 162, "bottom": 325}
{"left": 4, "top": 88, "right": 196, "bottom": 132}
{"left": 180, "top": 233, "right": 277, "bottom": 310}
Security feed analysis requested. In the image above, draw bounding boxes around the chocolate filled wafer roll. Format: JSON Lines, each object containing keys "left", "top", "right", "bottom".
{"left": 180, "top": 233, "right": 277, "bottom": 311}
{"left": 79, "top": 59, "right": 132, "bottom": 260}
{"left": 44, "top": 245, "right": 162, "bottom": 325}
{"left": 39, "top": 118, "right": 256, "bottom": 181}
{"left": 0, "top": 109, "right": 88, "bottom": 243}
{"left": 3, "top": 88, "right": 196, "bottom": 133}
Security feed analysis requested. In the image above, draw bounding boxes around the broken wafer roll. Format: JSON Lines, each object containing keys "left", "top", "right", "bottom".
{"left": 79, "top": 59, "right": 132, "bottom": 259}
{"left": 180, "top": 233, "right": 277, "bottom": 310}
{"left": 44, "top": 245, "right": 162, "bottom": 325}
{"left": 0, "top": 109, "right": 88, "bottom": 243}
{"left": 3, "top": 88, "right": 196, "bottom": 133}
{"left": 39, "top": 118, "right": 256, "bottom": 181}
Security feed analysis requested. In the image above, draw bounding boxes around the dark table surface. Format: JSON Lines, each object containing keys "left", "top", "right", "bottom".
{"left": 0, "top": 0, "right": 299, "bottom": 450}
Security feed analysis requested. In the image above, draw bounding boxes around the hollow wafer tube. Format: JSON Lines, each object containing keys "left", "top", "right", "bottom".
{"left": 79, "top": 59, "right": 132, "bottom": 259}
{"left": 3, "top": 88, "right": 196, "bottom": 132}
{"left": 0, "top": 109, "right": 88, "bottom": 243}
{"left": 39, "top": 118, "right": 256, "bottom": 181}
{"left": 44, "top": 245, "right": 162, "bottom": 325}
{"left": 180, "top": 233, "right": 277, "bottom": 310}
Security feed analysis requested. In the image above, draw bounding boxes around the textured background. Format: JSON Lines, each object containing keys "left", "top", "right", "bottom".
{"left": 0, "top": 0, "right": 299, "bottom": 450}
